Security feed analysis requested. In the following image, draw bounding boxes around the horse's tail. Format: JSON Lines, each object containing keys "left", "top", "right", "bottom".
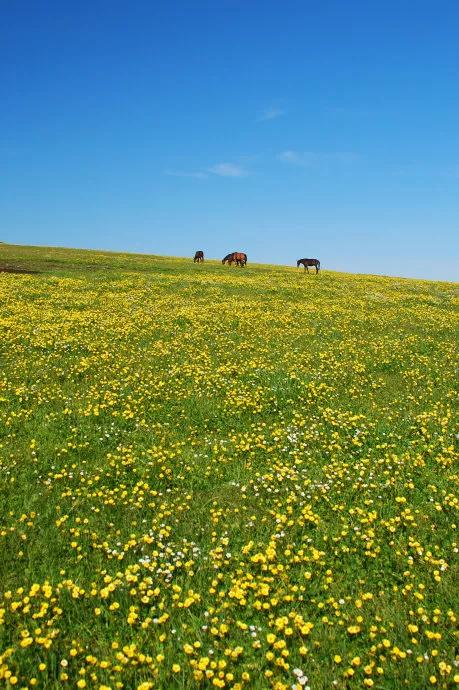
{"left": 317, "top": 260, "right": 320, "bottom": 269}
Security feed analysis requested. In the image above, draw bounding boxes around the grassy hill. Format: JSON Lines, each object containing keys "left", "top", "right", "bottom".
{"left": 0, "top": 243, "right": 458, "bottom": 689}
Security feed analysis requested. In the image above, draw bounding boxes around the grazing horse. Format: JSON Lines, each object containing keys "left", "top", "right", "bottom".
{"left": 222, "top": 252, "right": 247, "bottom": 266}
{"left": 193, "top": 250, "right": 204, "bottom": 263}
{"left": 297, "top": 258, "right": 320, "bottom": 273}
{"left": 234, "top": 252, "right": 247, "bottom": 266}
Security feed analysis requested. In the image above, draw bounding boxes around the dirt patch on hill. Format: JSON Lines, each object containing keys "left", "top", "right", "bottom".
{"left": 0, "top": 265, "right": 40, "bottom": 275}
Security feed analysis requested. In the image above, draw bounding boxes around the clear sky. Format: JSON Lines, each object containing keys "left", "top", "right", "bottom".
{"left": 2, "top": 1, "right": 458, "bottom": 280}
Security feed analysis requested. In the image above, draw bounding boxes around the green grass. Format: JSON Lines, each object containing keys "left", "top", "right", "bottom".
{"left": 0, "top": 243, "right": 458, "bottom": 690}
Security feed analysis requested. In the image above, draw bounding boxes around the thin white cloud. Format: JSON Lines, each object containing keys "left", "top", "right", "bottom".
{"left": 279, "top": 150, "right": 360, "bottom": 165}
{"left": 279, "top": 150, "right": 304, "bottom": 164}
{"left": 165, "top": 169, "right": 208, "bottom": 179}
{"left": 259, "top": 106, "right": 285, "bottom": 121}
{"left": 165, "top": 162, "right": 249, "bottom": 180}
{"left": 208, "top": 163, "right": 248, "bottom": 178}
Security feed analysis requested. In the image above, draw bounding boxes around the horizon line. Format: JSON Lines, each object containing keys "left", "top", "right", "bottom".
{"left": 1, "top": 241, "right": 457, "bottom": 285}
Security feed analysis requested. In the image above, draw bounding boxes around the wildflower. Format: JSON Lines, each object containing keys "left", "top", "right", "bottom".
{"left": 347, "top": 625, "right": 361, "bottom": 634}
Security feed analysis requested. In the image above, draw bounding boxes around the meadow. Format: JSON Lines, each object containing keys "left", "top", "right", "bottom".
{"left": 0, "top": 243, "right": 458, "bottom": 690}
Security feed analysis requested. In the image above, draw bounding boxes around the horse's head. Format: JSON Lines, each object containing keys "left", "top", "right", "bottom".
{"left": 296, "top": 259, "right": 301, "bottom": 267}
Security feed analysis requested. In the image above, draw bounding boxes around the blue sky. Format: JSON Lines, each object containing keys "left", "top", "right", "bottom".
{"left": 1, "top": 1, "right": 458, "bottom": 280}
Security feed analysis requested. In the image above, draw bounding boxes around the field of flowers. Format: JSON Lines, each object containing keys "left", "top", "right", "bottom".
{"left": 0, "top": 243, "right": 458, "bottom": 690}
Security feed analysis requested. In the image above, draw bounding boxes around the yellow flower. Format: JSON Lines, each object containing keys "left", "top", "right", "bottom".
{"left": 347, "top": 625, "right": 361, "bottom": 634}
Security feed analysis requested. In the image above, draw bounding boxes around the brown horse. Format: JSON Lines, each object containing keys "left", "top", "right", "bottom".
{"left": 234, "top": 252, "right": 247, "bottom": 266}
{"left": 193, "top": 250, "right": 204, "bottom": 263}
{"left": 222, "top": 252, "right": 247, "bottom": 266}
{"left": 297, "top": 258, "right": 320, "bottom": 273}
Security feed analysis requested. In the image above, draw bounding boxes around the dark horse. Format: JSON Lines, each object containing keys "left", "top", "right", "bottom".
{"left": 222, "top": 252, "right": 247, "bottom": 266}
{"left": 297, "top": 258, "right": 320, "bottom": 273}
{"left": 193, "top": 250, "right": 204, "bottom": 263}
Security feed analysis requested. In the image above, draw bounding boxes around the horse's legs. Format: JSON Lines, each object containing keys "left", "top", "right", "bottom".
{"left": 305, "top": 265, "right": 309, "bottom": 272}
